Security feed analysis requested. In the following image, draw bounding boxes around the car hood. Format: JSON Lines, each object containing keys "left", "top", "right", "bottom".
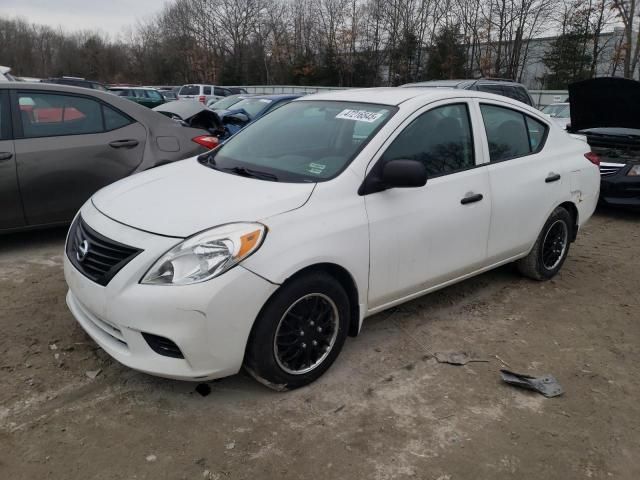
{"left": 92, "top": 158, "right": 315, "bottom": 237}
{"left": 569, "top": 77, "right": 640, "bottom": 131}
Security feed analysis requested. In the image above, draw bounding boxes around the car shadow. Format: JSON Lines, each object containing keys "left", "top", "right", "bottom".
{"left": 595, "top": 204, "right": 640, "bottom": 222}
{"left": 0, "top": 225, "right": 68, "bottom": 251}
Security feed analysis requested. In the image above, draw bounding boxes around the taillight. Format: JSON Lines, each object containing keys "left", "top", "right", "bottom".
{"left": 199, "top": 95, "right": 205, "bottom": 103}
{"left": 584, "top": 151, "right": 600, "bottom": 166}
{"left": 192, "top": 135, "right": 219, "bottom": 150}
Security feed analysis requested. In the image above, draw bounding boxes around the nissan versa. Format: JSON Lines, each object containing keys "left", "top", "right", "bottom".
{"left": 64, "top": 88, "right": 600, "bottom": 390}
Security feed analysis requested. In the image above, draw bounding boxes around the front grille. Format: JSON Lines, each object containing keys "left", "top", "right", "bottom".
{"left": 66, "top": 216, "right": 142, "bottom": 286}
{"left": 142, "top": 333, "right": 184, "bottom": 358}
{"left": 600, "top": 162, "right": 626, "bottom": 177}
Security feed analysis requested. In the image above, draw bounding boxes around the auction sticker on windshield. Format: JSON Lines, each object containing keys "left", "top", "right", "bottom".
{"left": 336, "top": 109, "right": 384, "bottom": 123}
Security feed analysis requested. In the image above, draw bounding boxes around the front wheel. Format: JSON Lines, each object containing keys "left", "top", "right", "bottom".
{"left": 517, "top": 207, "right": 573, "bottom": 281}
{"left": 244, "top": 272, "right": 350, "bottom": 390}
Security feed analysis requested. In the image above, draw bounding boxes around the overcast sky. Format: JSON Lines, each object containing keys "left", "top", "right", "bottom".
{"left": 1, "top": 0, "right": 168, "bottom": 38}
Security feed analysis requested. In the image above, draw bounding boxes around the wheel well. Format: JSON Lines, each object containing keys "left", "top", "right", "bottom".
{"left": 559, "top": 201, "right": 578, "bottom": 241}
{"left": 283, "top": 263, "right": 361, "bottom": 337}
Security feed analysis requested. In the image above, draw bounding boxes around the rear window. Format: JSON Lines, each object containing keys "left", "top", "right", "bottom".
{"left": 180, "top": 85, "right": 200, "bottom": 95}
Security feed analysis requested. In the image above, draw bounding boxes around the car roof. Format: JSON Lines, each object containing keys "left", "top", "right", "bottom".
{"left": 297, "top": 87, "right": 465, "bottom": 106}
{"left": 111, "top": 86, "right": 155, "bottom": 90}
{"left": 403, "top": 80, "right": 472, "bottom": 88}
{"left": 0, "top": 81, "right": 175, "bottom": 123}
{"left": 296, "top": 87, "right": 544, "bottom": 114}
{"left": 249, "top": 94, "right": 301, "bottom": 101}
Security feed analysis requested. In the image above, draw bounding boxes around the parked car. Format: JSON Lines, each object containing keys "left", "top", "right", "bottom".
{"left": 225, "top": 87, "right": 249, "bottom": 94}
{"left": 206, "top": 94, "right": 252, "bottom": 110}
{"left": 0, "top": 66, "right": 18, "bottom": 82}
{"left": 178, "top": 84, "right": 231, "bottom": 104}
{"left": 0, "top": 82, "right": 214, "bottom": 233}
{"left": 64, "top": 87, "right": 599, "bottom": 389}
{"left": 569, "top": 77, "right": 640, "bottom": 209}
{"left": 542, "top": 102, "right": 571, "bottom": 129}
{"left": 110, "top": 86, "right": 166, "bottom": 108}
{"left": 213, "top": 94, "right": 301, "bottom": 138}
{"left": 46, "top": 76, "right": 110, "bottom": 92}
{"left": 161, "top": 90, "right": 178, "bottom": 101}
{"left": 402, "top": 78, "right": 535, "bottom": 106}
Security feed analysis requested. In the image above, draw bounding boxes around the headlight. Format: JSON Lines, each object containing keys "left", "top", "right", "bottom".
{"left": 141, "top": 223, "right": 266, "bottom": 285}
{"left": 627, "top": 165, "right": 640, "bottom": 176}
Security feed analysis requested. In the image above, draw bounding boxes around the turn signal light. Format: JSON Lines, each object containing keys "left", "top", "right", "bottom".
{"left": 192, "top": 135, "right": 219, "bottom": 150}
{"left": 584, "top": 151, "right": 600, "bottom": 166}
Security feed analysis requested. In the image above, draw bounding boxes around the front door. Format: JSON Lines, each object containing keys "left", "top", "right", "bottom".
{"left": 365, "top": 101, "right": 492, "bottom": 309}
{"left": 13, "top": 90, "right": 147, "bottom": 226}
{"left": 0, "top": 90, "right": 24, "bottom": 230}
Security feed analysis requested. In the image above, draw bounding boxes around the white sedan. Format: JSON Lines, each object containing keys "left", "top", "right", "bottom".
{"left": 64, "top": 88, "right": 600, "bottom": 389}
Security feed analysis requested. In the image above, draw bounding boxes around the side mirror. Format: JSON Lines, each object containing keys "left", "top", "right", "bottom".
{"left": 381, "top": 159, "right": 427, "bottom": 188}
{"left": 358, "top": 159, "right": 427, "bottom": 195}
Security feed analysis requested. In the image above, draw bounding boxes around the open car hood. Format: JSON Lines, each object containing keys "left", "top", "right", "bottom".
{"left": 569, "top": 77, "right": 640, "bottom": 132}
{"left": 153, "top": 100, "right": 222, "bottom": 135}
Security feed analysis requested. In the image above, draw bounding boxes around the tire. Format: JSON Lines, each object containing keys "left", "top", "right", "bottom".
{"left": 244, "top": 272, "right": 350, "bottom": 391}
{"left": 517, "top": 207, "right": 573, "bottom": 281}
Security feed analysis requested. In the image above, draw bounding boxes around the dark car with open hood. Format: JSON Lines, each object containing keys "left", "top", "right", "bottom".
{"left": 569, "top": 77, "right": 640, "bottom": 209}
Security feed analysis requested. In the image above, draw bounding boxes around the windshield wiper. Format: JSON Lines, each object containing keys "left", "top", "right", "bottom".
{"left": 224, "top": 166, "right": 279, "bottom": 181}
{"left": 198, "top": 151, "right": 217, "bottom": 166}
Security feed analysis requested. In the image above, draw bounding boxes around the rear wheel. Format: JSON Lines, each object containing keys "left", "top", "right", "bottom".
{"left": 244, "top": 272, "right": 349, "bottom": 390}
{"left": 517, "top": 207, "right": 572, "bottom": 281}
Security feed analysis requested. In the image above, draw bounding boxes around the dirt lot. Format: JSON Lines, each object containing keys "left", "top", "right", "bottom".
{"left": 1, "top": 207, "right": 639, "bottom": 480}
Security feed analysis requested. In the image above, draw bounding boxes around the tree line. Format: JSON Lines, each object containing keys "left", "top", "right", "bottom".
{"left": 0, "top": 0, "right": 638, "bottom": 89}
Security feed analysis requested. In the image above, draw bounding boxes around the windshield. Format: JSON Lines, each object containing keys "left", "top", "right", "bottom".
{"left": 230, "top": 98, "right": 273, "bottom": 118}
{"left": 211, "top": 95, "right": 243, "bottom": 110}
{"left": 202, "top": 100, "right": 395, "bottom": 182}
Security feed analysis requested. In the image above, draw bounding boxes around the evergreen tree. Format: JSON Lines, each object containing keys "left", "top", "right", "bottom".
{"left": 425, "top": 25, "right": 466, "bottom": 80}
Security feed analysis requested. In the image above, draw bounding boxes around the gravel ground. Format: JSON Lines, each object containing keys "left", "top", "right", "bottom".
{"left": 1, "top": 207, "right": 639, "bottom": 480}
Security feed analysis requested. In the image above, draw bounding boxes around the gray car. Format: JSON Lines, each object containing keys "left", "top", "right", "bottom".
{"left": 0, "top": 82, "right": 211, "bottom": 233}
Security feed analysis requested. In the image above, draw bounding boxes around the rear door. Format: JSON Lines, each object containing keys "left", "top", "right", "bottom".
{"left": 0, "top": 90, "right": 24, "bottom": 229}
{"left": 477, "top": 101, "right": 558, "bottom": 262}
{"left": 12, "top": 89, "right": 147, "bottom": 226}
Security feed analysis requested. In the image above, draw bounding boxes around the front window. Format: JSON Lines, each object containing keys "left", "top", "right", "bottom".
{"left": 202, "top": 100, "right": 395, "bottom": 182}
{"left": 381, "top": 103, "right": 475, "bottom": 177}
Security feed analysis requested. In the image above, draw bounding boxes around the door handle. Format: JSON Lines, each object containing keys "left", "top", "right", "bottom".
{"left": 0, "top": 152, "right": 13, "bottom": 161}
{"left": 460, "top": 193, "right": 483, "bottom": 205}
{"left": 109, "top": 139, "right": 139, "bottom": 149}
{"left": 545, "top": 173, "right": 561, "bottom": 183}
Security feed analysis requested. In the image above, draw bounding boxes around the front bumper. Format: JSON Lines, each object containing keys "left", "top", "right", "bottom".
{"left": 600, "top": 164, "right": 640, "bottom": 209}
{"left": 64, "top": 202, "right": 278, "bottom": 381}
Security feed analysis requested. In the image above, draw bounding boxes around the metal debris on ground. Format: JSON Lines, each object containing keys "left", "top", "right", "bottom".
{"left": 85, "top": 369, "right": 102, "bottom": 380}
{"left": 434, "top": 352, "right": 489, "bottom": 366}
{"left": 500, "top": 369, "right": 564, "bottom": 398}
